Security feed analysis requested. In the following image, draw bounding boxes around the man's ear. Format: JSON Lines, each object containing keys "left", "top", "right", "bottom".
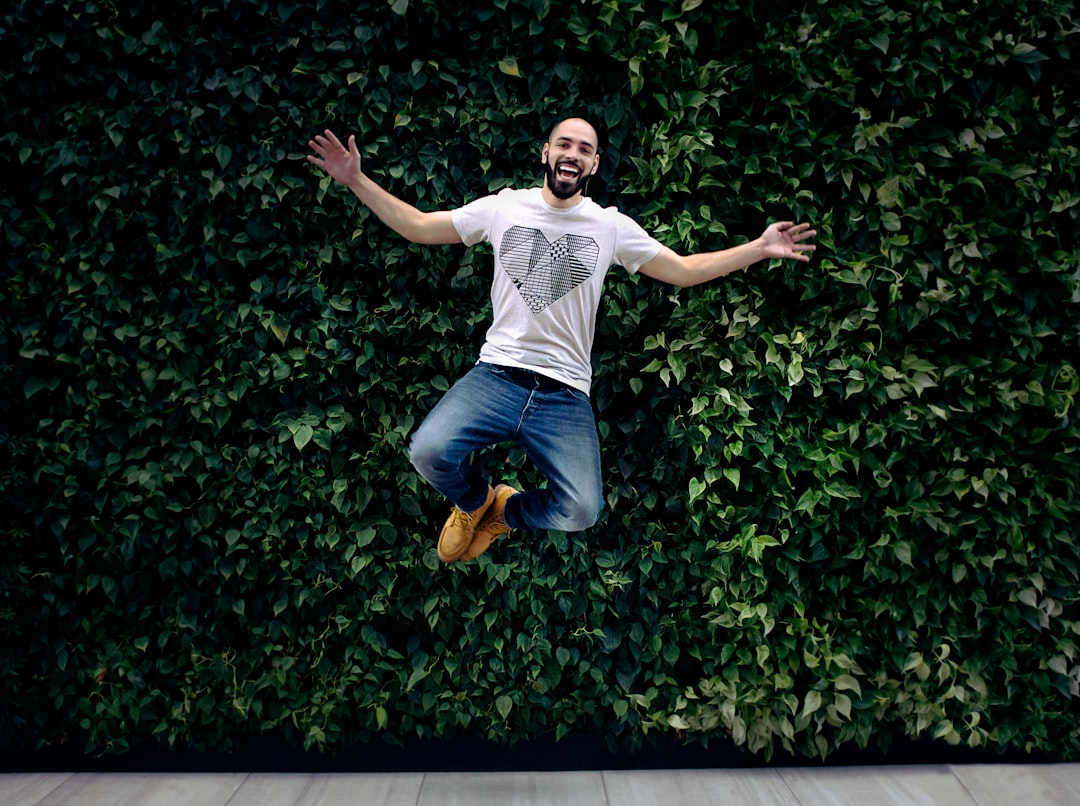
{"left": 541, "top": 143, "right": 549, "bottom": 164}
{"left": 589, "top": 154, "right": 601, "bottom": 176}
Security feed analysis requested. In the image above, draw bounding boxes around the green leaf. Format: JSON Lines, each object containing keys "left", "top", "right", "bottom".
{"left": 723, "top": 467, "right": 740, "bottom": 489}
{"left": 293, "top": 424, "right": 314, "bottom": 451}
{"left": 668, "top": 714, "right": 690, "bottom": 730}
{"left": 406, "top": 667, "right": 429, "bottom": 692}
{"left": 270, "top": 316, "right": 290, "bottom": 345}
{"left": 835, "top": 693, "right": 852, "bottom": 720}
{"left": 1012, "top": 42, "right": 1048, "bottom": 63}
{"left": 876, "top": 176, "right": 902, "bottom": 208}
{"left": 787, "top": 357, "right": 804, "bottom": 385}
{"left": 834, "top": 674, "right": 862, "bottom": 696}
{"left": 799, "top": 690, "right": 823, "bottom": 719}
{"left": 498, "top": 58, "right": 521, "bottom": 77}
{"left": 893, "top": 542, "right": 914, "bottom": 568}
{"left": 23, "top": 377, "right": 53, "bottom": 398}
{"left": 272, "top": 595, "right": 289, "bottom": 617}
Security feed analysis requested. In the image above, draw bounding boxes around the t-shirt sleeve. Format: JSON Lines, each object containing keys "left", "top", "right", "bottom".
{"left": 613, "top": 210, "right": 663, "bottom": 274}
{"left": 450, "top": 191, "right": 504, "bottom": 246}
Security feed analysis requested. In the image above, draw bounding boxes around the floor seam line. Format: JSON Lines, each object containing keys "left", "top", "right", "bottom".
{"left": 947, "top": 764, "right": 982, "bottom": 805}
{"left": 220, "top": 771, "right": 250, "bottom": 806}
{"left": 414, "top": 771, "right": 426, "bottom": 806}
{"left": 776, "top": 768, "right": 807, "bottom": 806}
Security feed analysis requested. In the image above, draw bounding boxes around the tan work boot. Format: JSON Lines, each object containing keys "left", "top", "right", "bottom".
{"left": 461, "top": 484, "right": 519, "bottom": 561}
{"left": 437, "top": 486, "right": 495, "bottom": 563}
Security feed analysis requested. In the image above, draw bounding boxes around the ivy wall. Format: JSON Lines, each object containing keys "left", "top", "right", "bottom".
{"left": 2, "top": 0, "right": 1079, "bottom": 762}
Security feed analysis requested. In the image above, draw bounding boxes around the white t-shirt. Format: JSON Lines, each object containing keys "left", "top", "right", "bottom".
{"left": 451, "top": 187, "right": 662, "bottom": 394}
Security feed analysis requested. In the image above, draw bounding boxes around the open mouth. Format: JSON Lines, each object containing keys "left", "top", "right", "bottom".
{"left": 556, "top": 162, "right": 581, "bottom": 180}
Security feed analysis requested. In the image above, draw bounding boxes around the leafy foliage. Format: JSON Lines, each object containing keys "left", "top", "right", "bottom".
{"left": 2, "top": 0, "right": 1078, "bottom": 762}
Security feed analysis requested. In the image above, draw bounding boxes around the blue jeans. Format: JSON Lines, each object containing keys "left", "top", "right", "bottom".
{"left": 409, "top": 362, "right": 603, "bottom": 532}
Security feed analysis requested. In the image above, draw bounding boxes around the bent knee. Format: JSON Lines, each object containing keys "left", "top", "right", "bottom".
{"left": 408, "top": 429, "right": 444, "bottom": 477}
{"left": 556, "top": 495, "right": 603, "bottom": 532}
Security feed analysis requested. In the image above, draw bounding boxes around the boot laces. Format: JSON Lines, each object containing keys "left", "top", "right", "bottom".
{"left": 449, "top": 507, "right": 475, "bottom": 529}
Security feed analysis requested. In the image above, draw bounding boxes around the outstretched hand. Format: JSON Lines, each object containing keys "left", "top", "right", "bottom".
{"left": 307, "top": 130, "right": 362, "bottom": 188}
{"left": 761, "top": 221, "right": 817, "bottom": 262}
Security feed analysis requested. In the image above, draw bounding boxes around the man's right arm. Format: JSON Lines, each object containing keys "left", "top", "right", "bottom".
{"left": 307, "top": 130, "right": 462, "bottom": 246}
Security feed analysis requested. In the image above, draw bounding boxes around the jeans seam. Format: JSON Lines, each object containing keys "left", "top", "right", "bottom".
{"left": 513, "top": 388, "right": 538, "bottom": 438}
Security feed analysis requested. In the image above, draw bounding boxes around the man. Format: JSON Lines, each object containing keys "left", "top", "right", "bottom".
{"left": 307, "top": 117, "right": 816, "bottom": 564}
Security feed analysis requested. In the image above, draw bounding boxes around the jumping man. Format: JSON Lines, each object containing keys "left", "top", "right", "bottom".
{"left": 307, "top": 117, "right": 816, "bottom": 563}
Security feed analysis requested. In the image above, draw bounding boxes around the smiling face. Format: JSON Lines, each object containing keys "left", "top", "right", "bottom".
{"left": 541, "top": 118, "right": 600, "bottom": 205}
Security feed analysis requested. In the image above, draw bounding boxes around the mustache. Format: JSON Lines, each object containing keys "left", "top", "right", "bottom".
{"left": 544, "top": 159, "right": 590, "bottom": 199}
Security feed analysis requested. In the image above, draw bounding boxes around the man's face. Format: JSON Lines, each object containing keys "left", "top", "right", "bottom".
{"left": 542, "top": 119, "right": 600, "bottom": 200}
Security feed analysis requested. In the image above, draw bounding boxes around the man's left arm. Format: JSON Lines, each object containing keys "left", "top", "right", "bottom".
{"left": 637, "top": 221, "right": 816, "bottom": 288}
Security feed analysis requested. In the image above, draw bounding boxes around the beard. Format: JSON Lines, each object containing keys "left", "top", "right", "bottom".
{"left": 544, "top": 158, "right": 590, "bottom": 200}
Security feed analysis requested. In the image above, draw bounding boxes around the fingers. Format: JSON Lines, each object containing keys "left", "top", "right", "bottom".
{"left": 775, "top": 221, "right": 815, "bottom": 236}
{"left": 307, "top": 130, "right": 348, "bottom": 156}
{"left": 773, "top": 221, "right": 818, "bottom": 245}
{"left": 308, "top": 128, "right": 341, "bottom": 148}
{"left": 306, "top": 135, "right": 329, "bottom": 160}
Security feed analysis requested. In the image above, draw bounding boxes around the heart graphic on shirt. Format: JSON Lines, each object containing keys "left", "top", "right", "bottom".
{"left": 499, "top": 226, "right": 600, "bottom": 314}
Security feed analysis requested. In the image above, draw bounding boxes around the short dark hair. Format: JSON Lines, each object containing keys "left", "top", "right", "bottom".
{"left": 546, "top": 115, "right": 603, "bottom": 153}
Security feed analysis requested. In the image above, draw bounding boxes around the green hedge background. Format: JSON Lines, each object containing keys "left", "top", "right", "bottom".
{"left": 2, "top": 0, "right": 1079, "bottom": 762}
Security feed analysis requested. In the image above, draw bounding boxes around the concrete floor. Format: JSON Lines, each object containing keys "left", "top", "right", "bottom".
{"left": 4, "top": 764, "right": 1080, "bottom": 805}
